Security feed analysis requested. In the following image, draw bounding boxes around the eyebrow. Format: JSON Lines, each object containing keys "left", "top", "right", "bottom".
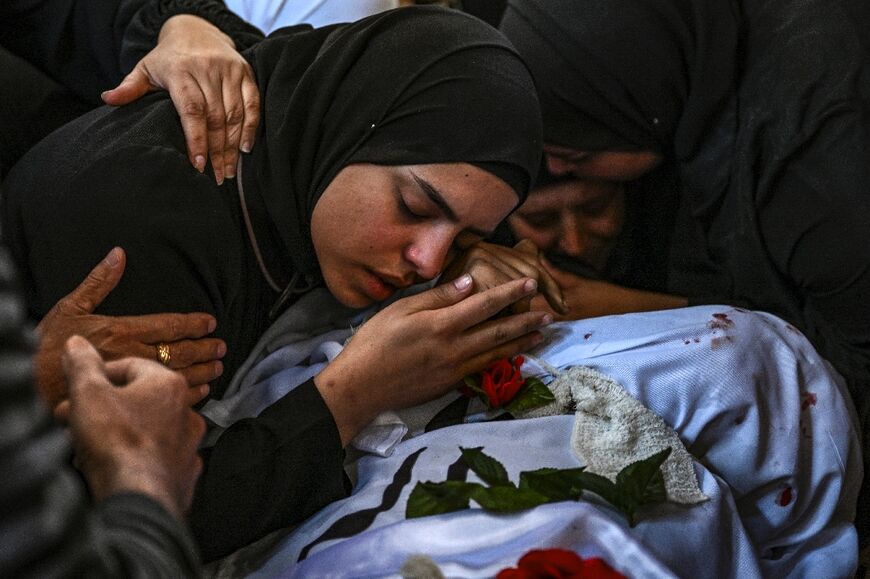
{"left": 410, "top": 172, "right": 493, "bottom": 238}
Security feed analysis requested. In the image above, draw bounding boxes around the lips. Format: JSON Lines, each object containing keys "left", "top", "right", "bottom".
{"left": 363, "top": 269, "right": 399, "bottom": 302}
{"left": 378, "top": 272, "right": 413, "bottom": 289}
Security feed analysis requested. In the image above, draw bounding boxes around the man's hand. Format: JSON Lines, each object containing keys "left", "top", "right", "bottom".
{"left": 101, "top": 14, "right": 260, "bottom": 185}
{"left": 55, "top": 336, "right": 207, "bottom": 519}
{"left": 35, "top": 247, "right": 225, "bottom": 408}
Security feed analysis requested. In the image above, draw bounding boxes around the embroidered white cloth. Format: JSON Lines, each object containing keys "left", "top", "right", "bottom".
{"left": 209, "top": 306, "right": 861, "bottom": 578}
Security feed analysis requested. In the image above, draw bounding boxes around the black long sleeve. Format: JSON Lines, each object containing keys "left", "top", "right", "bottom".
{"left": 2, "top": 100, "right": 352, "bottom": 562}
{"left": 190, "top": 379, "right": 349, "bottom": 562}
{"left": 0, "top": 247, "right": 201, "bottom": 578}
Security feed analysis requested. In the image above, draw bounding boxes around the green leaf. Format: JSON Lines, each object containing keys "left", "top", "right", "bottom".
{"left": 519, "top": 467, "right": 587, "bottom": 502}
{"left": 573, "top": 471, "right": 620, "bottom": 506}
{"left": 405, "top": 480, "right": 481, "bottom": 519}
{"left": 463, "top": 375, "right": 485, "bottom": 396}
{"left": 469, "top": 485, "right": 550, "bottom": 513}
{"left": 460, "top": 447, "right": 512, "bottom": 487}
{"left": 503, "top": 377, "right": 556, "bottom": 413}
{"left": 613, "top": 447, "right": 672, "bottom": 526}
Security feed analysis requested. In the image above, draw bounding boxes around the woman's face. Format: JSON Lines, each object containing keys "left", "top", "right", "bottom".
{"left": 311, "top": 162, "right": 519, "bottom": 308}
{"left": 543, "top": 144, "right": 662, "bottom": 182}
{"left": 509, "top": 178, "right": 624, "bottom": 272}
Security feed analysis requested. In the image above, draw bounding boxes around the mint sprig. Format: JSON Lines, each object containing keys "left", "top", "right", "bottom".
{"left": 503, "top": 377, "right": 554, "bottom": 413}
{"left": 406, "top": 446, "right": 672, "bottom": 526}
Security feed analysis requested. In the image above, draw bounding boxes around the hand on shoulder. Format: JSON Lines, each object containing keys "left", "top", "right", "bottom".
{"left": 101, "top": 14, "right": 260, "bottom": 185}
{"left": 35, "top": 248, "right": 225, "bottom": 408}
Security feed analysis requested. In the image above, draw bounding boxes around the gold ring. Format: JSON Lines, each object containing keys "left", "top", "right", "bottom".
{"left": 156, "top": 343, "right": 171, "bottom": 367}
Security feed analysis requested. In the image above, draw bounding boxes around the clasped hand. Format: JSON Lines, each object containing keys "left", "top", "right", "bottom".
{"left": 441, "top": 239, "right": 568, "bottom": 315}
{"left": 315, "top": 275, "right": 553, "bottom": 446}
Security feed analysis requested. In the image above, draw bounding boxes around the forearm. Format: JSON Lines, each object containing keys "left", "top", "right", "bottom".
{"left": 315, "top": 364, "right": 385, "bottom": 447}
{"left": 536, "top": 278, "right": 687, "bottom": 320}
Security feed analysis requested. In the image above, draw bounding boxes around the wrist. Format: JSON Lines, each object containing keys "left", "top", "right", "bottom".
{"left": 160, "top": 14, "right": 235, "bottom": 49}
{"left": 84, "top": 451, "right": 186, "bottom": 520}
{"left": 314, "top": 363, "right": 380, "bottom": 447}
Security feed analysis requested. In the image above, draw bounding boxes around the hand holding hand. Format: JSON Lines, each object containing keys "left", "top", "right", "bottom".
{"left": 55, "top": 336, "right": 207, "bottom": 519}
{"left": 315, "top": 275, "right": 553, "bottom": 444}
{"left": 35, "top": 247, "right": 225, "bottom": 408}
{"left": 441, "top": 239, "right": 568, "bottom": 315}
{"left": 531, "top": 257, "right": 687, "bottom": 320}
{"left": 101, "top": 14, "right": 260, "bottom": 185}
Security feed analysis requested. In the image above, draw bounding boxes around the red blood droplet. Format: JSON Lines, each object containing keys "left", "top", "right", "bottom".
{"left": 801, "top": 392, "right": 817, "bottom": 411}
{"left": 777, "top": 486, "right": 794, "bottom": 506}
{"left": 707, "top": 313, "right": 735, "bottom": 330}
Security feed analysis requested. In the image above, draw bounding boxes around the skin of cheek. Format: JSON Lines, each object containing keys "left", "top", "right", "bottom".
{"left": 509, "top": 180, "right": 625, "bottom": 270}
{"left": 311, "top": 163, "right": 518, "bottom": 308}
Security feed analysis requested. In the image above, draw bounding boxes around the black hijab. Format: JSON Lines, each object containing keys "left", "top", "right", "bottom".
{"left": 239, "top": 7, "right": 543, "bottom": 297}
{"left": 499, "top": 0, "right": 739, "bottom": 159}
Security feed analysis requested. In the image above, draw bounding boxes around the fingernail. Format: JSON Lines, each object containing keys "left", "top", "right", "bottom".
{"left": 523, "top": 278, "right": 538, "bottom": 293}
{"left": 194, "top": 155, "right": 206, "bottom": 173}
{"left": 214, "top": 169, "right": 224, "bottom": 185}
{"left": 199, "top": 384, "right": 211, "bottom": 397}
{"left": 224, "top": 164, "right": 236, "bottom": 179}
{"left": 454, "top": 274, "right": 472, "bottom": 291}
{"left": 207, "top": 318, "right": 217, "bottom": 333}
{"left": 541, "top": 314, "right": 554, "bottom": 325}
{"left": 532, "top": 332, "right": 544, "bottom": 345}
{"left": 104, "top": 247, "right": 122, "bottom": 267}
{"left": 216, "top": 342, "right": 226, "bottom": 357}
{"left": 241, "top": 142, "right": 252, "bottom": 154}
{"left": 214, "top": 361, "right": 224, "bottom": 377}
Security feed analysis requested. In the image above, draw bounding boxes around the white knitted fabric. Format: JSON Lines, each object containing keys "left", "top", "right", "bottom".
{"left": 518, "top": 362, "right": 707, "bottom": 505}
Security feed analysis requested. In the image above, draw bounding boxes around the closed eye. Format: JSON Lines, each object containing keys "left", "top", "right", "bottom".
{"left": 397, "top": 192, "right": 431, "bottom": 221}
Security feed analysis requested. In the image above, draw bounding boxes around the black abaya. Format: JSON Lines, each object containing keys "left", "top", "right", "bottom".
{"left": 2, "top": 6, "right": 543, "bottom": 559}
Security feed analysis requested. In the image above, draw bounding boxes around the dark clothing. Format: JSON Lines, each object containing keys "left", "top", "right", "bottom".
{"left": 2, "top": 93, "right": 347, "bottom": 562}
{"left": 0, "top": 0, "right": 262, "bottom": 177}
{"left": 2, "top": 7, "right": 544, "bottom": 560}
{"left": 241, "top": 8, "right": 542, "bottom": 295}
{"left": 0, "top": 46, "right": 91, "bottom": 180}
{"left": 0, "top": 247, "right": 200, "bottom": 578}
{"left": 191, "top": 378, "right": 348, "bottom": 562}
{"left": 501, "top": 0, "right": 870, "bottom": 417}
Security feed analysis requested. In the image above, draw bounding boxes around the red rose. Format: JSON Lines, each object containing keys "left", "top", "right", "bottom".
{"left": 496, "top": 549, "right": 625, "bottom": 579}
{"left": 480, "top": 355, "right": 526, "bottom": 407}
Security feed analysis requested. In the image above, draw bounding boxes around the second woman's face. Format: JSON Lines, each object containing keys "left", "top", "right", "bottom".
{"left": 543, "top": 144, "right": 662, "bottom": 182}
{"left": 311, "top": 163, "right": 519, "bottom": 308}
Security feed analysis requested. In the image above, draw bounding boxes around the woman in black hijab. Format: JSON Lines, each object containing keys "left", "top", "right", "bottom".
{"left": 2, "top": 6, "right": 554, "bottom": 559}
{"left": 500, "top": 0, "right": 870, "bottom": 426}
